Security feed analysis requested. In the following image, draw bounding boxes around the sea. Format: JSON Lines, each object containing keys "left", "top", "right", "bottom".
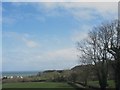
{"left": 1, "top": 71, "right": 40, "bottom": 77}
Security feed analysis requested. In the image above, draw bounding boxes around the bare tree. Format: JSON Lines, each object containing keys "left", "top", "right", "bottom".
{"left": 77, "top": 23, "right": 113, "bottom": 90}
{"left": 77, "top": 20, "right": 120, "bottom": 90}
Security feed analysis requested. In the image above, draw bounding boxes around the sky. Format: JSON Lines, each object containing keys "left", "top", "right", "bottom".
{"left": 2, "top": 2, "right": 118, "bottom": 72}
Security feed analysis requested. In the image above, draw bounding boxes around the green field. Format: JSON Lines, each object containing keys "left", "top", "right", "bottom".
{"left": 88, "top": 80, "right": 115, "bottom": 88}
{"left": 2, "top": 82, "right": 75, "bottom": 89}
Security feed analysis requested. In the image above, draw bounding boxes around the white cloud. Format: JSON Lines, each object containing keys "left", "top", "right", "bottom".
{"left": 26, "top": 41, "right": 38, "bottom": 48}
{"left": 30, "top": 47, "right": 78, "bottom": 62}
{"left": 72, "top": 32, "right": 88, "bottom": 42}
{"left": 35, "top": 2, "right": 118, "bottom": 21}
{"left": 3, "top": 32, "right": 79, "bottom": 71}
{"left": 46, "top": 48, "right": 77, "bottom": 60}
{"left": 71, "top": 25, "right": 92, "bottom": 42}
{"left": 3, "top": 31, "right": 40, "bottom": 48}
{"left": 2, "top": 2, "right": 118, "bottom": 24}
{"left": 71, "top": 10, "right": 95, "bottom": 21}
{"left": 2, "top": 47, "right": 79, "bottom": 71}
{"left": 22, "top": 37, "right": 39, "bottom": 48}
{"left": 34, "top": 47, "right": 79, "bottom": 68}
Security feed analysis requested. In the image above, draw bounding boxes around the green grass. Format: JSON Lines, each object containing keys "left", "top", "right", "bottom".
{"left": 0, "top": 82, "right": 2, "bottom": 90}
{"left": 88, "top": 81, "right": 100, "bottom": 87}
{"left": 2, "top": 82, "right": 75, "bottom": 88}
{"left": 88, "top": 80, "right": 115, "bottom": 88}
{"left": 107, "top": 80, "right": 115, "bottom": 88}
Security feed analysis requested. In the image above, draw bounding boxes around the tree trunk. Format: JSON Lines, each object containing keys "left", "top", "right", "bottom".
{"left": 97, "top": 68, "right": 107, "bottom": 90}
{"left": 114, "top": 67, "right": 120, "bottom": 90}
{"left": 114, "top": 57, "right": 120, "bottom": 90}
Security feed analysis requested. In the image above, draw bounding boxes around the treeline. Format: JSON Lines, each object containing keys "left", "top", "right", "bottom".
{"left": 36, "top": 60, "right": 114, "bottom": 83}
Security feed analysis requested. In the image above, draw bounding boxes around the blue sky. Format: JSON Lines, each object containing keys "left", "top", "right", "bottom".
{"left": 2, "top": 2, "right": 117, "bottom": 71}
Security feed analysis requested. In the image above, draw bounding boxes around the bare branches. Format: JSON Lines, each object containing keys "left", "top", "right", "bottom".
{"left": 77, "top": 19, "right": 120, "bottom": 90}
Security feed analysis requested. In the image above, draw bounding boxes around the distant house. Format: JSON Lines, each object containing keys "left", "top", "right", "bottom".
{"left": 10, "top": 76, "right": 13, "bottom": 79}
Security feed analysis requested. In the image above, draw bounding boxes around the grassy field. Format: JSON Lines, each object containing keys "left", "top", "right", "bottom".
{"left": 2, "top": 82, "right": 75, "bottom": 89}
{"left": 88, "top": 80, "right": 115, "bottom": 88}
